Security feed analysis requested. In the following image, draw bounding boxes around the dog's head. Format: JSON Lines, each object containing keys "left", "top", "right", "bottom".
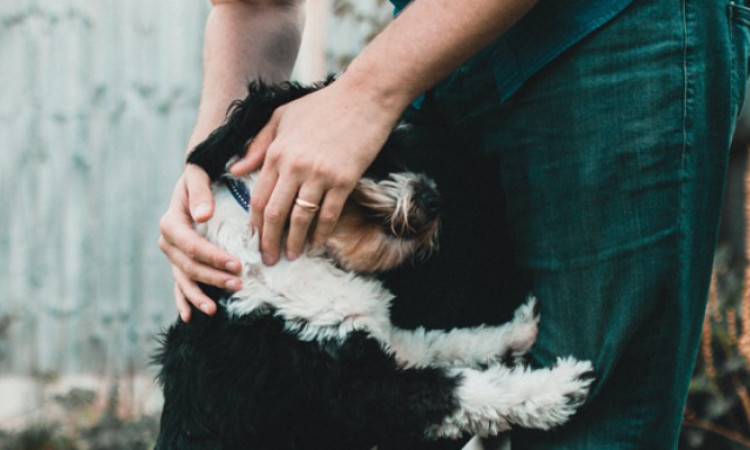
{"left": 190, "top": 79, "right": 442, "bottom": 276}
{"left": 322, "top": 170, "right": 440, "bottom": 274}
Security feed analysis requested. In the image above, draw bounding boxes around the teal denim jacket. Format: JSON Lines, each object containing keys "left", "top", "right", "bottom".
{"left": 390, "top": 0, "right": 634, "bottom": 102}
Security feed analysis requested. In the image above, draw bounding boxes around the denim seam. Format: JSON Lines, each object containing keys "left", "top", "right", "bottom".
{"left": 729, "top": 2, "right": 750, "bottom": 27}
{"left": 492, "top": 1, "right": 635, "bottom": 103}
{"left": 729, "top": 3, "right": 750, "bottom": 113}
{"left": 730, "top": 4, "right": 739, "bottom": 109}
{"left": 678, "top": 0, "right": 692, "bottom": 249}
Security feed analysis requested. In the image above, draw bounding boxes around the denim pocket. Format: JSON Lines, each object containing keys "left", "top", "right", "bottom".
{"left": 728, "top": 2, "right": 750, "bottom": 115}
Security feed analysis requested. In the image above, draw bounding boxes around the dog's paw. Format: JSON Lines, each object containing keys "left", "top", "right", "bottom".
{"left": 509, "top": 357, "right": 594, "bottom": 430}
{"left": 500, "top": 296, "right": 539, "bottom": 362}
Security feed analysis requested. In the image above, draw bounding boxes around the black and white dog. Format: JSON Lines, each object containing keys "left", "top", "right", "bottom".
{"left": 154, "top": 80, "right": 594, "bottom": 450}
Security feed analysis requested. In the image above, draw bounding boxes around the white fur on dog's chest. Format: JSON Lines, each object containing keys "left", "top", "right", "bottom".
{"left": 196, "top": 177, "right": 394, "bottom": 344}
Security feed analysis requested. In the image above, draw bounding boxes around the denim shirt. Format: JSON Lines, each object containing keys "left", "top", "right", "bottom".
{"left": 391, "top": 0, "right": 634, "bottom": 103}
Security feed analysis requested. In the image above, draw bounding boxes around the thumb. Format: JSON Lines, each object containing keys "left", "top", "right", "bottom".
{"left": 229, "top": 118, "right": 277, "bottom": 176}
{"left": 185, "top": 165, "right": 214, "bottom": 223}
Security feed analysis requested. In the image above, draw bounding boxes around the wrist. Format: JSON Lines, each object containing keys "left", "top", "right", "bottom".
{"left": 336, "top": 62, "right": 417, "bottom": 121}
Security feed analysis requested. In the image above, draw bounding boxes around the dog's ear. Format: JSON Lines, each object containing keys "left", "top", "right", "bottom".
{"left": 186, "top": 80, "right": 326, "bottom": 181}
{"left": 367, "top": 107, "right": 451, "bottom": 180}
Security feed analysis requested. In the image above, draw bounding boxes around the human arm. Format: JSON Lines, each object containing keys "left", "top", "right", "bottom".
{"left": 158, "top": 0, "right": 305, "bottom": 321}
{"left": 229, "top": 0, "right": 539, "bottom": 265}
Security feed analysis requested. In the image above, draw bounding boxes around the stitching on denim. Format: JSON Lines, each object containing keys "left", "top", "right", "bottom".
{"left": 678, "top": 0, "right": 690, "bottom": 243}
{"left": 729, "top": 3, "right": 750, "bottom": 113}
{"left": 729, "top": 2, "right": 750, "bottom": 27}
{"left": 731, "top": 4, "right": 739, "bottom": 109}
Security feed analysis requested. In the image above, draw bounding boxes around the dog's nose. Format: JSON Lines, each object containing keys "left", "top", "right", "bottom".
{"left": 415, "top": 184, "right": 441, "bottom": 218}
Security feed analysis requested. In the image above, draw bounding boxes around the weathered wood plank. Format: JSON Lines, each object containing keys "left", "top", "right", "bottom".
{"left": 0, "top": 0, "right": 393, "bottom": 378}
{"left": 0, "top": 0, "right": 209, "bottom": 376}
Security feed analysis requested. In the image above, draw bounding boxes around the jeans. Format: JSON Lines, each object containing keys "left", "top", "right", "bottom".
{"left": 384, "top": 0, "right": 749, "bottom": 448}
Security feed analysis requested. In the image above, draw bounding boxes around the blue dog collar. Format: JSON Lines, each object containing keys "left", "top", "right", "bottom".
{"left": 223, "top": 177, "right": 250, "bottom": 212}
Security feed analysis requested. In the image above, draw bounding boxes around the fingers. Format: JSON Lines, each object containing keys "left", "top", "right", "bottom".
{"left": 161, "top": 175, "right": 242, "bottom": 275}
{"left": 258, "top": 175, "right": 301, "bottom": 265}
{"left": 249, "top": 164, "right": 279, "bottom": 239}
{"left": 173, "top": 284, "right": 191, "bottom": 322}
{"left": 310, "top": 188, "right": 348, "bottom": 250}
{"left": 247, "top": 116, "right": 283, "bottom": 234}
{"left": 286, "top": 185, "right": 325, "bottom": 260}
{"left": 229, "top": 134, "right": 270, "bottom": 176}
{"left": 248, "top": 151, "right": 355, "bottom": 264}
{"left": 253, "top": 180, "right": 343, "bottom": 265}
{"left": 159, "top": 233, "right": 239, "bottom": 320}
{"left": 171, "top": 267, "right": 217, "bottom": 320}
{"left": 185, "top": 165, "right": 214, "bottom": 222}
{"left": 229, "top": 111, "right": 277, "bottom": 177}
{"left": 159, "top": 210, "right": 242, "bottom": 271}
{"left": 159, "top": 172, "right": 243, "bottom": 318}
{"left": 158, "top": 235, "right": 242, "bottom": 290}
{"left": 232, "top": 88, "right": 386, "bottom": 265}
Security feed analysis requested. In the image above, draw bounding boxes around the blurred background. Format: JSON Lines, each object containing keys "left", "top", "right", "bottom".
{"left": 0, "top": 0, "right": 748, "bottom": 449}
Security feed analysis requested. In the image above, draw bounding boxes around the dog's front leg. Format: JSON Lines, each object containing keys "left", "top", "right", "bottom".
{"left": 389, "top": 296, "right": 539, "bottom": 368}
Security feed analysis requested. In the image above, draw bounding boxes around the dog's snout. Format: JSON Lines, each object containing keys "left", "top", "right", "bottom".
{"left": 414, "top": 182, "right": 441, "bottom": 219}
{"left": 420, "top": 189, "right": 441, "bottom": 217}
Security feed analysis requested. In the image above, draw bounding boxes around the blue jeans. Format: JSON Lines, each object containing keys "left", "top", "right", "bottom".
{"left": 385, "top": 0, "right": 749, "bottom": 448}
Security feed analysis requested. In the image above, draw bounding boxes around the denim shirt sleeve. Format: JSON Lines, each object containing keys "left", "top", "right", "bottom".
{"left": 390, "top": 0, "right": 634, "bottom": 103}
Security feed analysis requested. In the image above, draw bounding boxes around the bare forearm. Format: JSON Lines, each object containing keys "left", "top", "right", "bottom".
{"left": 188, "top": 0, "right": 305, "bottom": 151}
{"left": 340, "top": 0, "right": 538, "bottom": 112}
{"left": 188, "top": 0, "right": 540, "bottom": 272}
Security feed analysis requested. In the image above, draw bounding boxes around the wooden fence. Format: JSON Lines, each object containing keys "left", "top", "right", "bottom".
{"left": 0, "top": 0, "right": 390, "bottom": 380}
{"left": 0, "top": 0, "right": 213, "bottom": 379}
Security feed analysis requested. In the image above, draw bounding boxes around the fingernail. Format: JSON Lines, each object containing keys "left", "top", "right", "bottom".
{"left": 180, "top": 311, "right": 189, "bottom": 322}
{"left": 262, "top": 253, "right": 275, "bottom": 265}
{"left": 287, "top": 251, "right": 299, "bottom": 261}
{"left": 228, "top": 161, "right": 244, "bottom": 175}
{"left": 200, "top": 303, "right": 210, "bottom": 313}
{"left": 193, "top": 203, "right": 210, "bottom": 219}
{"left": 226, "top": 261, "right": 240, "bottom": 272}
{"left": 226, "top": 279, "right": 241, "bottom": 290}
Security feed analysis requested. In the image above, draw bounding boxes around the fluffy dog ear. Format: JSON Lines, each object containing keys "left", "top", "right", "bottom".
{"left": 186, "top": 81, "right": 326, "bottom": 181}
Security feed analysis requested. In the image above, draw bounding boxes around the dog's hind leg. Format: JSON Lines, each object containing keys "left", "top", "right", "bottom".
{"left": 389, "top": 296, "right": 539, "bottom": 368}
{"left": 337, "top": 332, "right": 591, "bottom": 443}
{"left": 426, "top": 357, "right": 594, "bottom": 439}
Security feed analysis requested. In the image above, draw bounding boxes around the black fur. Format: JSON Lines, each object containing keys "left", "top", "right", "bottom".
{"left": 186, "top": 80, "right": 326, "bottom": 181}
{"left": 155, "top": 81, "right": 462, "bottom": 449}
{"left": 155, "top": 303, "right": 460, "bottom": 450}
{"left": 186, "top": 78, "right": 418, "bottom": 183}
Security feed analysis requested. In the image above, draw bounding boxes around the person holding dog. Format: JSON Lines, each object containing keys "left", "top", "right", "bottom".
{"left": 158, "top": 0, "right": 748, "bottom": 448}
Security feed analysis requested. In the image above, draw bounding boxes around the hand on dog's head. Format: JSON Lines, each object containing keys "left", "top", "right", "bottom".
{"left": 187, "top": 80, "right": 441, "bottom": 274}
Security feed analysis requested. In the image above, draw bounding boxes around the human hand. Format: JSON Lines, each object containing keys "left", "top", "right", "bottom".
{"left": 158, "top": 164, "right": 243, "bottom": 322}
{"left": 229, "top": 79, "right": 405, "bottom": 265}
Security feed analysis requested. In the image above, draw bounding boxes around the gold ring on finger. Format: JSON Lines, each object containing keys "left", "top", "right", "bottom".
{"left": 295, "top": 197, "right": 320, "bottom": 213}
